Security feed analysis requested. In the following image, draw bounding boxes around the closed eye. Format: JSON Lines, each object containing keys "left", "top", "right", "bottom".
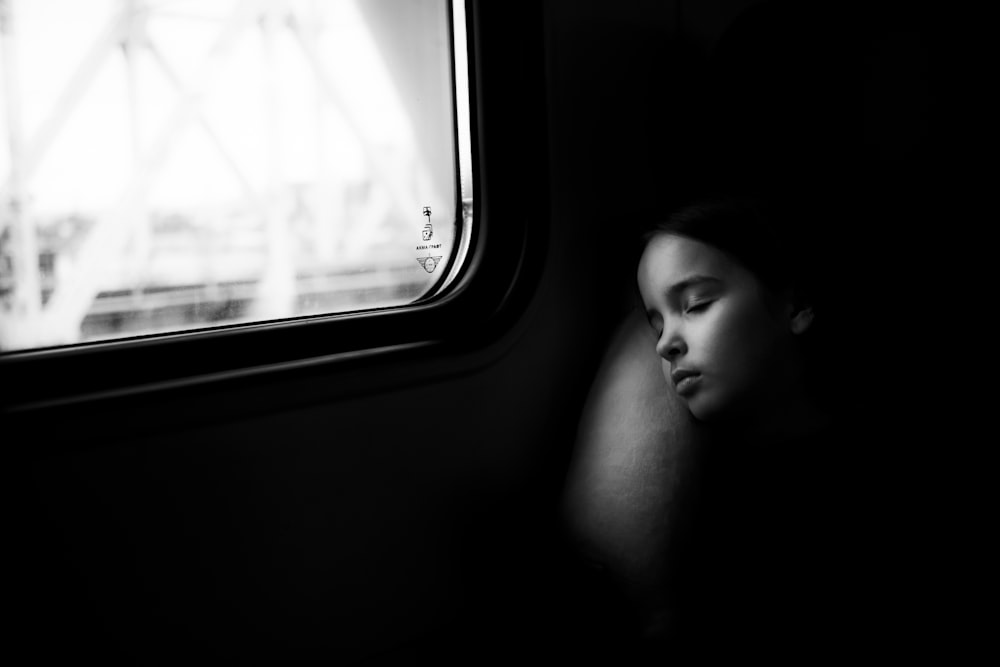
{"left": 684, "top": 300, "right": 713, "bottom": 314}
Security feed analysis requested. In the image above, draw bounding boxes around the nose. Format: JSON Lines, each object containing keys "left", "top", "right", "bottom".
{"left": 655, "top": 325, "right": 686, "bottom": 363}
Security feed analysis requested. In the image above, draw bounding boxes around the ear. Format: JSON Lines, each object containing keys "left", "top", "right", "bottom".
{"left": 789, "top": 306, "right": 815, "bottom": 335}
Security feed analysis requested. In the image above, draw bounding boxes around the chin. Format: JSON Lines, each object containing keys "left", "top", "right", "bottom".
{"left": 686, "top": 395, "right": 722, "bottom": 422}
{"left": 686, "top": 391, "right": 739, "bottom": 424}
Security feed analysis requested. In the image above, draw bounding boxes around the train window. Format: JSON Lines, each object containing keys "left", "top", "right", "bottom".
{"left": 0, "top": 0, "right": 472, "bottom": 353}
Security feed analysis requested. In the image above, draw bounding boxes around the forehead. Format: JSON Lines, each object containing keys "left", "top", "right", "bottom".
{"left": 637, "top": 234, "right": 743, "bottom": 297}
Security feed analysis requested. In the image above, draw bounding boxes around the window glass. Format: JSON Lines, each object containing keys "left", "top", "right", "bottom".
{"left": 0, "top": 0, "right": 468, "bottom": 352}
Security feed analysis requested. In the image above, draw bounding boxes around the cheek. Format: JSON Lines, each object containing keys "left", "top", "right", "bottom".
{"left": 700, "top": 304, "right": 778, "bottom": 385}
{"left": 687, "top": 312, "right": 776, "bottom": 421}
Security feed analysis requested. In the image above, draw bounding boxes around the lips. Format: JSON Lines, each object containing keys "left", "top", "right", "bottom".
{"left": 670, "top": 369, "right": 700, "bottom": 396}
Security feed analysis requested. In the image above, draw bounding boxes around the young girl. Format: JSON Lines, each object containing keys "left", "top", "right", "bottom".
{"left": 636, "top": 197, "right": 829, "bottom": 439}
{"left": 634, "top": 197, "right": 869, "bottom": 657}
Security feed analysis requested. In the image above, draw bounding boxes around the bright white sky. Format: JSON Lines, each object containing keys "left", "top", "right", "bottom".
{"left": 0, "top": 0, "right": 417, "bottom": 213}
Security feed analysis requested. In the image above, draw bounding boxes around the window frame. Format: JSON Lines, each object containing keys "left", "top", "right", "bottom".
{"left": 0, "top": 0, "right": 549, "bottom": 415}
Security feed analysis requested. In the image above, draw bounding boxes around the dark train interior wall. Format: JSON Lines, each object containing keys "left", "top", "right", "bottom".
{"left": 12, "top": 0, "right": 937, "bottom": 662}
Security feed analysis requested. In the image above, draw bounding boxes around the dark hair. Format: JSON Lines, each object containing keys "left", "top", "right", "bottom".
{"left": 642, "top": 196, "right": 819, "bottom": 310}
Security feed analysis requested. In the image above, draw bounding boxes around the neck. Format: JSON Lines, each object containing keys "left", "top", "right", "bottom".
{"left": 712, "top": 380, "right": 829, "bottom": 446}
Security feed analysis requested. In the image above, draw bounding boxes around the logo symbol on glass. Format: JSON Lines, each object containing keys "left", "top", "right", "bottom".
{"left": 422, "top": 206, "right": 433, "bottom": 241}
{"left": 417, "top": 256, "right": 442, "bottom": 273}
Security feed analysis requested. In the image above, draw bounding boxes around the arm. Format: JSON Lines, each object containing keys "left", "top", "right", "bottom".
{"left": 561, "top": 306, "right": 704, "bottom": 640}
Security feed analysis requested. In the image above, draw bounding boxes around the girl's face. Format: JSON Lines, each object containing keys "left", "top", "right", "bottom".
{"left": 637, "top": 233, "right": 807, "bottom": 423}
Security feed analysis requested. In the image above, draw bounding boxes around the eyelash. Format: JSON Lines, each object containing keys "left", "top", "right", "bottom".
{"left": 684, "top": 300, "right": 712, "bottom": 314}
{"left": 647, "top": 298, "right": 712, "bottom": 335}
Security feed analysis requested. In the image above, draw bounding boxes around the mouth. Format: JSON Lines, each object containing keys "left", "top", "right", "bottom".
{"left": 671, "top": 369, "right": 700, "bottom": 397}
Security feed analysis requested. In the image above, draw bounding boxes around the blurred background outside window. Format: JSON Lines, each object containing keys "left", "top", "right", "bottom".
{"left": 0, "top": 0, "right": 467, "bottom": 352}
